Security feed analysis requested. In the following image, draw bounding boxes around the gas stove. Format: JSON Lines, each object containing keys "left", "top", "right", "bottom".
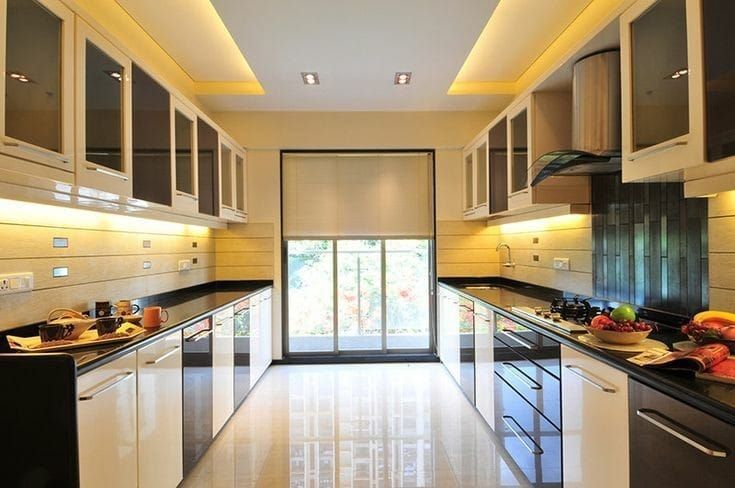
{"left": 511, "top": 296, "right": 597, "bottom": 333}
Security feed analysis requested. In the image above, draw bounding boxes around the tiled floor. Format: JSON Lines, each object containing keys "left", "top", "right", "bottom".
{"left": 181, "top": 363, "right": 531, "bottom": 487}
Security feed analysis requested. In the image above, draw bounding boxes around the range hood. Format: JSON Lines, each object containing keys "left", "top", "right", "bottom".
{"left": 531, "top": 50, "right": 621, "bottom": 187}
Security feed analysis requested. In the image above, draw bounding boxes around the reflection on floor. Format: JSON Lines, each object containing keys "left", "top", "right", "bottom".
{"left": 181, "top": 363, "right": 531, "bottom": 487}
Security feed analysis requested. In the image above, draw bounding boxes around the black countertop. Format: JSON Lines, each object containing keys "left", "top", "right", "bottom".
{"left": 439, "top": 277, "right": 735, "bottom": 426}
{"left": 0, "top": 281, "right": 272, "bottom": 376}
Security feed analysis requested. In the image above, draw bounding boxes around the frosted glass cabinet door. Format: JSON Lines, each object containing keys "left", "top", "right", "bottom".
{"left": 474, "top": 303, "right": 494, "bottom": 427}
{"left": 77, "top": 351, "right": 137, "bottom": 488}
{"left": 213, "top": 306, "right": 235, "bottom": 435}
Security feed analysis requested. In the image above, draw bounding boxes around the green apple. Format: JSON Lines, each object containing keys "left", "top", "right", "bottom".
{"left": 610, "top": 304, "right": 636, "bottom": 322}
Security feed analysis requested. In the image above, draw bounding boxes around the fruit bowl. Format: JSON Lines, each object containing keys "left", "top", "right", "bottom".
{"left": 585, "top": 327, "right": 651, "bottom": 345}
{"left": 682, "top": 311, "right": 735, "bottom": 353}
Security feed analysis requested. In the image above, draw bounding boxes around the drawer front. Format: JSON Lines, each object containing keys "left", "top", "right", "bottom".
{"left": 629, "top": 379, "right": 735, "bottom": 488}
{"left": 495, "top": 314, "right": 560, "bottom": 373}
{"left": 494, "top": 372, "right": 562, "bottom": 487}
{"left": 494, "top": 340, "right": 560, "bottom": 429}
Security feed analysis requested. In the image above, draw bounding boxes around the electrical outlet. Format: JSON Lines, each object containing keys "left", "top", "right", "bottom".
{"left": 178, "top": 259, "right": 192, "bottom": 272}
{"left": 533, "top": 254, "right": 540, "bottom": 262}
{"left": 0, "top": 273, "right": 33, "bottom": 295}
{"left": 553, "top": 257, "right": 570, "bottom": 270}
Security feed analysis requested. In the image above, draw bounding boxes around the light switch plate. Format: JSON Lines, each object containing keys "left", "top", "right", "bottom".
{"left": 0, "top": 272, "right": 34, "bottom": 295}
{"left": 178, "top": 259, "right": 192, "bottom": 271}
{"left": 553, "top": 257, "right": 570, "bottom": 270}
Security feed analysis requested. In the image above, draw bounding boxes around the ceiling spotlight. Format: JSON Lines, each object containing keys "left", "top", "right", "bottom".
{"left": 394, "top": 72, "right": 411, "bottom": 85}
{"left": 301, "top": 72, "right": 320, "bottom": 85}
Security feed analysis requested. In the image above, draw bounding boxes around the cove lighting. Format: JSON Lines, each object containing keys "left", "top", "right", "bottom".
{"left": 394, "top": 72, "right": 412, "bottom": 85}
{"left": 301, "top": 72, "right": 320, "bottom": 85}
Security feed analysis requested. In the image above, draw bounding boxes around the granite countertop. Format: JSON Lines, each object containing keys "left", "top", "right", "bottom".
{"left": 439, "top": 277, "right": 735, "bottom": 425}
{"left": 0, "top": 281, "right": 272, "bottom": 375}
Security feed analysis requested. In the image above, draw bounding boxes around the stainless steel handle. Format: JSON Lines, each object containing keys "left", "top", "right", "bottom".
{"left": 502, "top": 416, "right": 543, "bottom": 455}
{"left": 185, "top": 328, "right": 213, "bottom": 342}
{"left": 502, "top": 362, "right": 542, "bottom": 390}
{"left": 627, "top": 140, "right": 687, "bottom": 161}
{"left": 176, "top": 191, "right": 198, "bottom": 200}
{"left": 500, "top": 329, "right": 539, "bottom": 350}
{"left": 86, "top": 166, "right": 129, "bottom": 181}
{"left": 3, "top": 139, "right": 71, "bottom": 163}
{"left": 79, "top": 371, "right": 134, "bottom": 401}
{"left": 473, "top": 312, "right": 490, "bottom": 322}
{"left": 459, "top": 304, "right": 474, "bottom": 312}
{"left": 145, "top": 345, "right": 180, "bottom": 365}
{"left": 636, "top": 409, "right": 728, "bottom": 458}
{"left": 564, "top": 365, "right": 617, "bottom": 393}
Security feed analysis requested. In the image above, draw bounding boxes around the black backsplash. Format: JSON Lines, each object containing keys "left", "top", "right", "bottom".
{"left": 591, "top": 175, "right": 708, "bottom": 316}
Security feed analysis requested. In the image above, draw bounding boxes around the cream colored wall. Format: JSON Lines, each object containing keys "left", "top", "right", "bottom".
{"left": 215, "top": 223, "right": 275, "bottom": 280}
{"left": 707, "top": 191, "right": 735, "bottom": 311}
{"left": 0, "top": 199, "right": 213, "bottom": 331}
{"left": 437, "top": 221, "right": 500, "bottom": 277}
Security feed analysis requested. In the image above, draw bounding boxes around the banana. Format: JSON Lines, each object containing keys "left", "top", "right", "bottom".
{"left": 693, "top": 310, "right": 735, "bottom": 325}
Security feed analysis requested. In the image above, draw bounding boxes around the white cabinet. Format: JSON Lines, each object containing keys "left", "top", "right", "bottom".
{"left": 75, "top": 19, "right": 133, "bottom": 197}
{"left": 561, "top": 345, "right": 629, "bottom": 488}
{"left": 462, "top": 133, "right": 489, "bottom": 220}
{"left": 218, "top": 134, "right": 247, "bottom": 223}
{"left": 438, "top": 287, "right": 460, "bottom": 385}
{"left": 77, "top": 350, "right": 137, "bottom": 488}
{"left": 0, "top": 0, "right": 75, "bottom": 182}
{"left": 250, "top": 289, "right": 272, "bottom": 388}
{"left": 213, "top": 305, "right": 235, "bottom": 435}
{"left": 137, "top": 332, "right": 182, "bottom": 488}
{"left": 473, "top": 302, "right": 494, "bottom": 427}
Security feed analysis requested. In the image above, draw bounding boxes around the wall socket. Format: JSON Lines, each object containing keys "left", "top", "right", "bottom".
{"left": 0, "top": 272, "right": 34, "bottom": 295}
{"left": 553, "top": 257, "right": 570, "bottom": 271}
{"left": 178, "top": 259, "right": 192, "bottom": 271}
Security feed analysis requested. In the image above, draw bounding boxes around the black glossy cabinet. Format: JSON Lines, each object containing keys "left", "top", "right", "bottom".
{"left": 629, "top": 379, "right": 735, "bottom": 487}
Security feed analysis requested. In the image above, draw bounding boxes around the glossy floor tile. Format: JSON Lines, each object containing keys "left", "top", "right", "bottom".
{"left": 181, "top": 363, "right": 531, "bottom": 487}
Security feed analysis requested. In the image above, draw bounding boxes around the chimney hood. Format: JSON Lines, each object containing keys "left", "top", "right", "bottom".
{"left": 531, "top": 50, "right": 621, "bottom": 187}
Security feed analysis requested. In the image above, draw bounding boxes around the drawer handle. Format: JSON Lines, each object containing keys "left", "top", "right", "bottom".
{"left": 636, "top": 409, "right": 728, "bottom": 458}
{"left": 627, "top": 140, "right": 687, "bottom": 161}
{"left": 145, "top": 345, "right": 180, "bottom": 365}
{"left": 3, "top": 139, "right": 71, "bottom": 163}
{"left": 185, "top": 328, "right": 213, "bottom": 342}
{"left": 79, "top": 371, "right": 134, "bottom": 401}
{"left": 500, "top": 329, "right": 539, "bottom": 350}
{"left": 502, "top": 415, "right": 544, "bottom": 455}
{"left": 502, "top": 362, "right": 542, "bottom": 390}
{"left": 176, "top": 191, "right": 198, "bottom": 200}
{"left": 459, "top": 303, "right": 473, "bottom": 311}
{"left": 564, "top": 365, "right": 616, "bottom": 393}
{"left": 86, "top": 165, "right": 129, "bottom": 181}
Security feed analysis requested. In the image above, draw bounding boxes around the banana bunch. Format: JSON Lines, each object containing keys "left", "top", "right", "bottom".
{"left": 683, "top": 311, "right": 735, "bottom": 342}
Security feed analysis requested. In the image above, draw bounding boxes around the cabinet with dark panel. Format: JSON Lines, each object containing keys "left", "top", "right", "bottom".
{"left": 488, "top": 116, "right": 508, "bottom": 214}
{"left": 197, "top": 118, "right": 220, "bottom": 217}
{"left": 629, "top": 379, "right": 735, "bottom": 488}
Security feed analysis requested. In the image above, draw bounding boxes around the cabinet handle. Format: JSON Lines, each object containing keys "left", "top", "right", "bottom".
{"left": 3, "top": 139, "right": 71, "bottom": 163}
{"left": 502, "top": 362, "right": 542, "bottom": 390}
{"left": 627, "top": 140, "right": 687, "bottom": 161}
{"left": 185, "top": 328, "right": 213, "bottom": 342}
{"left": 636, "top": 409, "right": 728, "bottom": 458}
{"left": 79, "top": 371, "right": 134, "bottom": 401}
{"left": 564, "top": 365, "right": 616, "bottom": 393}
{"left": 473, "top": 312, "right": 491, "bottom": 322}
{"left": 502, "top": 415, "right": 543, "bottom": 455}
{"left": 86, "top": 166, "right": 129, "bottom": 181}
{"left": 500, "top": 329, "right": 539, "bottom": 350}
{"left": 176, "top": 191, "right": 198, "bottom": 200}
{"left": 459, "top": 304, "right": 473, "bottom": 312}
{"left": 145, "top": 345, "right": 180, "bottom": 365}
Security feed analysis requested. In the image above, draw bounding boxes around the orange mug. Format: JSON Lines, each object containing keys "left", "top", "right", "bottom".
{"left": 143, "top": 306, "right": 169, "bottom": 328}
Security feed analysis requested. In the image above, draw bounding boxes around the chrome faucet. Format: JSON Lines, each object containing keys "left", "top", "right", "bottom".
{"left": 496, "top": 242, "right": 515, "bottom": 268}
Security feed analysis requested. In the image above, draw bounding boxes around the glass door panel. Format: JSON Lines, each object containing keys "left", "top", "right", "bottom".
{"left": 464, "top": 152, "right": 473, "bottom": 210}
{"left": 337, "top": 240, "right": 382, "bottom": 351}
{"left": 287, "top": 240, "right": 335, "bottom": 353}
{"left": 85, "top": 41, "right": 123, "bottom": 170}
{"left": 235, "top": 154, "right": 245, "bottom": 211}
{"left": 174, "top": 110, "right": 194, "bottom": 195}
{"left": 386, "top": 240, "right": 429, "bottom": 349}
{"left": 220, "top": 143, "right": 233, "bottom": 207}
{"left": 510, "top": 109, "right": 528, "bottom": 193}
{"left": 197, "top": 119, "right": 219, "bottom": 216}
{"left": 475, "top": 142, "right": 488, "bottom": 207}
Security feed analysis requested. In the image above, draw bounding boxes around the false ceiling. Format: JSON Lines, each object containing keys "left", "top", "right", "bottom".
{"left": 116, "top": 0, "right": 606, "bottom": 111}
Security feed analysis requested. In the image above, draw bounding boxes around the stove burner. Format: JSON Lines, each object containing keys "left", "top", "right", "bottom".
{"left": 549, "top": 296, "right": 597, "bottom": 324}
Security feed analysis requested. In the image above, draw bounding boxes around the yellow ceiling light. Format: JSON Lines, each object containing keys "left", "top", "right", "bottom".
{"left": 498, "top": 213, "right": 590, "bottom": 235}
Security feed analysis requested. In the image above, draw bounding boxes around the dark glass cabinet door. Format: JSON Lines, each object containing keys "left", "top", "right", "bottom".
{"left": 132, "top": 64, "right": 171, "bottom": 206}
{"left": 85, "top": 41, "right": 123, "bottom": 171}
{"left": 510, "top": 109, "right": 528, "bottom": 193}
{"left": 175, "top": 110, "right": 195, "bottom": 195}
{"left": 197, "top": 119, "right": 219, "bottom": 216}
{"left": 488, "top": 117, "right": 508, "bottom": 213}
{"left": 221, "top": 143, "right": 233, "bottom": 208}
{"left": 235, "top": 153, "right": 246, "bottom": 212}
{"left": 702, "top": 0, "right": 735, "bottom": 162}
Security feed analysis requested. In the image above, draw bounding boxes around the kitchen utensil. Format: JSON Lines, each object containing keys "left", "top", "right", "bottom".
{"left": 143, "top": 306, "right": 169, "bottom": 328}
{"left": 95, "top": 316, "right": 123, "bottom": 335}
{"left": 114, "top": 300, "right": 140, "bottom": 316}
{"left": 46, "top": 308, "right": 96, "bottom": 340}
{"left": 38, "top": 323, "right": 74, "bottom": 342}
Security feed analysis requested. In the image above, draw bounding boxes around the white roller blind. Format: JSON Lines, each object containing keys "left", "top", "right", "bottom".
{"left": 283, "top": 153, "right": 433, "bottom": 238}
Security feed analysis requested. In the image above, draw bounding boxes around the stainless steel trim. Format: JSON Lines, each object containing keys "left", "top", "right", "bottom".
{"left": 627, "top": 140, "right": 687, "bottom": 161}
{"left": 564, "top": 365, "right": 617, "bottom": 393}
{"left": 502, "top": 362, "right": 542, "bottom": 390}
{"left": 185, "top": 328, "right": 213, "bottom": 343}
{"left": 145, "top": 346, "right": 180, "bottom": 365}
{"left": 86, "top": 166, "right": 129, "bottom": 181}
{"left": 502, "top": 415, "right": 543, "bottom": 455}
{"left": 79, "top": 371, "right": 134, "bottom": 401}
{"left": 636, "top": 409, "right": 728, "bottom": 458}
{"left": 3, "top": 139, "right": 71, "bottom": 163}
{"left": 500, "top": 329, "right": 539, "bottom": 350}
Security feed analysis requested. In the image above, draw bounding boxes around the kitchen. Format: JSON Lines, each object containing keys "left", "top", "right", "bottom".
{"left": 1, "top": 0, "right": 734, "bottom": 487}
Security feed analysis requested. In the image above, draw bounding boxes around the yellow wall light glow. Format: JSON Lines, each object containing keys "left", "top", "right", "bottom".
{"left": 498, "top": 213, "right": 589, "bottom": 234}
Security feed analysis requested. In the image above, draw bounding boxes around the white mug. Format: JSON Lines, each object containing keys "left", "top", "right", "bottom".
{"left": 115, "top": 300, "right": 140, "bottom": 316}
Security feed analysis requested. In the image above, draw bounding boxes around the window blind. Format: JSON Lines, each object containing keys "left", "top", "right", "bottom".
{"left": 283, "top": 152, "right": 433, "bottom": 238}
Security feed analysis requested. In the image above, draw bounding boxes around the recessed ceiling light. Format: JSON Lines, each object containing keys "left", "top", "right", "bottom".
{"left": 394, "top": 72, "right": 411, "bottom": 85}
{"left": 301, "top": 72, "right": 320, "bottom": 85}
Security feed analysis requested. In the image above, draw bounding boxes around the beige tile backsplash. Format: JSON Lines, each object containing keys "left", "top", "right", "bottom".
{"left": 708, "top": 191, "right": 735, "bottom": 311}
{"left": 436, "top": 221, "right": 500, "bottom": 277}
{"left": 214, "top": 223, "right": 275, "bottom": 281}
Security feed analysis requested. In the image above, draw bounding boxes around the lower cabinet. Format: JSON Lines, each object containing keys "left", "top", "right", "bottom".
{"left": 77, "top": 351, "right": 138, "bottom": 488}
{"left": 249, "top": 289, "right": 272, "bottom": 388}
{"left": 213, "top": 306, "right": 235, "bottom": 435}
{"left": 474, "top": 302, "right": 494, "bottom": 425}
{"left": 438, "top": 287, "right": 461, "bottom": 386}
{"left": 561, "top": 345, "right": 628, "bottom": 488}
{"left": 137, "top": 332, "right": 183, "bottom": 488}
{"left": 629, "top": 379, "right": 735, "bottom": 488}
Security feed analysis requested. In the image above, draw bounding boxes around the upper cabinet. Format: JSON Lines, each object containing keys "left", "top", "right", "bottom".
{"left": 462, "top": 133, "right": 489, "bottom": 220}
{"left": 219, "top": 134, "right": 247, "bottom": 223}
{"left": 463, "top": 113, "right": 508, "bottom": 221}
{"left": 0, "top": 0, "right": 74, "bottom": 181}
{"left": 75, "top": 19, "right": 133, "bottom": 196}
{"left": 171, "top": 98, "right": 198, "bottom": 214}
{"left": 488, "top": 116, "right": 508, "bottom": 214}
{"left": 197, "top": 118, "right": 219, "bottom": 217}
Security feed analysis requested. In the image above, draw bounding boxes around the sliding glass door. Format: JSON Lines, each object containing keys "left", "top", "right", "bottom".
{"left": 286, "top": 239, "right": 431, "bottom": 355}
